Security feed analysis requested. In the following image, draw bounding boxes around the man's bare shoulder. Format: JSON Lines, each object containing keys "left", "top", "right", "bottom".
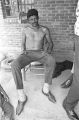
{"left": 40, "top": 25, "right": 50, "bottom": 33}
{"left": 23, "top": 24, "right": 32, "bottom": 29}
{"left": 22, "top": 24, "right": 33, "bottom": 33}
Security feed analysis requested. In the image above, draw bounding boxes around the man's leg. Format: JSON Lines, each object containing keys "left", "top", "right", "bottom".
{"left": 39, "top": 53, "right": 56, "bottom": 103}
{"left": 11, "top": 53, "right": 32, "bottom": 115}
{"left": 11, "top": 51, "right": 50, "bottom": 115}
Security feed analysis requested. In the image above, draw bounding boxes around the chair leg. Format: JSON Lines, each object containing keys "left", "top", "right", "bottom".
{"left": 22, "top": 64, "right": 31, "bottom": 81}
{"left": 22, "top": 67, "right": 26, "bottom": 81}
{"left": 25, "top": 64, "right": 31, "bottom": 71}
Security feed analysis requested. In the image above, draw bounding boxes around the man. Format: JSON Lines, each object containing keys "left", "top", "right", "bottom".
{"left": 62, "top": 1, "right": 79, "bottom": 120}
{"left": 11, "top": 9, "right": 56, "bottom": 115}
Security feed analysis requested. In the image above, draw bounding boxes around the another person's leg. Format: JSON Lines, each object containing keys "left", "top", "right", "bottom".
{"left": 2, "top": 101, "right": 14, "bottom": 120}
{"left": 63, "top": 75, "right": 79, "bottom": 120}
{"left": 39, "top": 53, "right": 56, "bottom": 103}
{"left": 61, "top": 45, "right": 75, "bottom": 89}
{"left": 0, "top": 93, "right": 14, "bottom": 120}
{"left": 63, "top": 36, "right": 79, "bottom": 120}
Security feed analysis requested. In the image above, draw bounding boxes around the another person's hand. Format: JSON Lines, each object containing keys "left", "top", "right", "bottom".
{"left": 5, "top": 95, "right": 9, "bottom": 102}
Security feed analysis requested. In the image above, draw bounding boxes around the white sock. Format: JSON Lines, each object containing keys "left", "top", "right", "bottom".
{"left": 71, "top": 64, "right": 74, "bottom": 73}
{"left": 17, "top": 89, "right": 26, "bottom": 102}
{"left": 43, "top": 83, "right": 49, "bottom": 94}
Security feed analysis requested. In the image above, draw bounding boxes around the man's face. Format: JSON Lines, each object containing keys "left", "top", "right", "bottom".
{"left": 28, "top": 15, "right": 38, "bottom": 27}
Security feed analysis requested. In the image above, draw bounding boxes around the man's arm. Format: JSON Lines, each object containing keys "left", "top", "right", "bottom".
{"left": 44, "top": 27, "right": 54, "bottom": 54}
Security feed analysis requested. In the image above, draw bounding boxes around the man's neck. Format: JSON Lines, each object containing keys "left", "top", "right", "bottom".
{"left": 32, "top": 25, "right": 40, "bottom": 30}
{"left": 25, "top": 23, "right": 41, "bottom": 31}
{"left": 27, "top": 24, "right": 40, "bottom": 30}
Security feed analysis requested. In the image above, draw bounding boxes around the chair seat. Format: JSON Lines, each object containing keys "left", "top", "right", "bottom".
{"left": 30, "top": 62, "right": 44, "bottom": 75}
{"left": 31, "top": 61, "right": 42, "bottom": 66}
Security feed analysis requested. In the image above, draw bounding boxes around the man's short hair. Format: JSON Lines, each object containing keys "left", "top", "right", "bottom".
{"left": 27, "top": 9, "right": 38, "bottom": 19}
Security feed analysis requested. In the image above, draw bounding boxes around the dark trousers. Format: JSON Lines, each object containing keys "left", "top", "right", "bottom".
{"left": 63, "top": 35, "right": 79, "bottom": 110}
{"left": 11, "top": 51, "right": 55, "bottom": 89}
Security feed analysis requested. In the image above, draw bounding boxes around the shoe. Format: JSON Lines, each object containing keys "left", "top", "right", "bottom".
{"left": 61, "top": 79, "right": 72, "bottom": 88}
{"left": 16, "top": 96, "right": 27, "bottom": 115}
{"left": 61, "top": 74, "right": 73, "bottom": 88}
{"left": 42, "top": 90, "right": 56, "bottom": 103}
{"left": 63, "top": 100, "right": 79, "bottom": 120}
{"left": 64, "top": 108, "right": 79, "bottom": 120}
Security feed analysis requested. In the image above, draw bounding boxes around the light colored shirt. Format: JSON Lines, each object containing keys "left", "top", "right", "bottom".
{"left": 74, "top": 0, "right": 79, "bottom": 36}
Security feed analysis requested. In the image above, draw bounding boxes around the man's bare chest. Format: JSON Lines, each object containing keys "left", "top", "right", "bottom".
{"left": 26, "top": 28, "right": 45, "bottom": 42}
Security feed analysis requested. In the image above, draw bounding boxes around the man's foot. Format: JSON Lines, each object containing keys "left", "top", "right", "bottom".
{"left": 42, "top": 90, "right": 56, "bottom": 103}
{"left": 61, "top": 79, "right": 72, "bottom": 88}
{"left": 16, "top": 96, "right": 27, "bottom": 115}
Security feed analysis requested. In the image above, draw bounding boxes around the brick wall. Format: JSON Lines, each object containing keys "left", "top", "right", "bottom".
{"left": 34, "top": 0, "right": 78, "bottom": 61}
{"left": 35, "top": 0, "right": 77, "bottom": 49}
{"left": 0, "top": 0, "right": 78, "bottom": 61}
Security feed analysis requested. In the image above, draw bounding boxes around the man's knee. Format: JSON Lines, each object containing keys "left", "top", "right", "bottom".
{"left": 11, "top": 60, "right": 19, "bottom": 69}
{"left": 47, "top": 56, "right": 55, "bottom": 66}
{"left": 11, "top": 61, "right": 15, "bottom": 68}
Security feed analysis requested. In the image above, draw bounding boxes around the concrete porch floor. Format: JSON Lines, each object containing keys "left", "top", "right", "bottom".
{"left": 0, "top": 68, "right": 79, "bottom": 120}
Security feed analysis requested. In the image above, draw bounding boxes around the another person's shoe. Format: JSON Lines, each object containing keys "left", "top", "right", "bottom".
{"left": 65, "top": 109, "right": 79, "bottom": 120}
{"left": 63, "top": 106, "right": 79, "bottom": 120}
{"left": 63, "top": 99, "right": 79, "bottom": 120}
{"left": 61, "top": 79, "right": 72, "bottom": 88}
{"left": 42, "top": 90, "right": 56, "bottom": 103}
{"left": 16, "top": 96, "right": 27, "bottom": 115}
{"left": 61, "top": 74, "right": 73, "bottom": 88}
